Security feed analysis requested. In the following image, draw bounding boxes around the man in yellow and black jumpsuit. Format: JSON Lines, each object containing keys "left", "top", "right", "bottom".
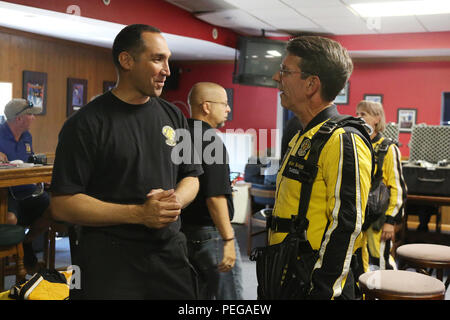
{"left": 270, "top": 36, "right": 373, "bottom": 300}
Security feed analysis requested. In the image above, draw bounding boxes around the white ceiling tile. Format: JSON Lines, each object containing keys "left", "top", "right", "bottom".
{"left": 376, "top": 16, "right": 427, "bottom": 33}
{"left": 283, "top": 0, "right": 343, "bottom": 8}
{"left": 417, "top": 14, "right": 450, "bottom": 32}
{"left": 224, "top": 0, "right": 280, "bottom": 10}
{"left": 313, "top": 16, "right": 376, "bottom": 35}
{"left": 293, "top": 5, "right": 358, "bottom": 18}
{"left": 252, "top": 9, "right": 319, "bottom": 29}
{"left": 195, "top": 9, "right": 275, "bottom": 30}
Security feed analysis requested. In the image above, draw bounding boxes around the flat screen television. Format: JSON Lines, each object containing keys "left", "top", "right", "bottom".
{"left": 233, "top": 37, "right": 287, "bottom": 88}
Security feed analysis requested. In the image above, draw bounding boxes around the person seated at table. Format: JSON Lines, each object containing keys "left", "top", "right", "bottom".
{"left": 356, "top": 100, "right": 407, "bottom": 271}
{"left": 0, "top": 98, "right": 52, "bottom": 272}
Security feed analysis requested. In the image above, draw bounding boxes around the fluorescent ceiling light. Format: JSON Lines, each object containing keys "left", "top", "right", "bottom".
{"left": 266, "top": 50, "right": 281, "bottom": 57}
{"left": 350, "top": 0, "right": 450, "bottom": 17}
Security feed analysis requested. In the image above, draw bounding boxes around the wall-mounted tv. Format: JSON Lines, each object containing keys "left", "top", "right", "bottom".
{"left": 233, "top": 37, "right": 287, "bottom": 88}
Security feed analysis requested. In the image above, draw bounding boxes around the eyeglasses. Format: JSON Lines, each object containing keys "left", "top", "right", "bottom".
{"left": 279, "top": 64, "right": 314, "bottom": 78}
{"left": 15, "top": 101, "right": 34, "bottom": 116}
{"left": 204, "top": 101, "right": 229, "bottom": 107}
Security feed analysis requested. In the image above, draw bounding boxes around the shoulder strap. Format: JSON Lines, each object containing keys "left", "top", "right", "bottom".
{"left": 294, "top": 115, "right": 373, "bottom": 232}
{"left": 372, "top": 137, "right": 394, "bottom": 188}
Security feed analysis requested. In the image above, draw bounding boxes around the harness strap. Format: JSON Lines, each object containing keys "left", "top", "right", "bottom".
{"left": 269, "top": 114, "right": 372, "bottom": 235}
{"left": 267, "top": 215, "right": 297, "bottom": 233}
{"left": 371, "top": 138, "right": 393, "bottom": 190}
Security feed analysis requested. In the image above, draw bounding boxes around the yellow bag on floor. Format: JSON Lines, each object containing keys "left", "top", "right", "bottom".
{"left": 9, "top": 269, "right": 72, "bottom": 300}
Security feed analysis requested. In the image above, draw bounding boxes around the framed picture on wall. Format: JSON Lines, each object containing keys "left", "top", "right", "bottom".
{"left": 364, "top": 94, "right": 383, "bottom": 104}
{"left": 225, "top": 88, "right": 234, "bottom": 121}
{"left": 22, "top": 71, "right": 47, "bottom": 115}
{"left": 397, "top": 108, "right": 417, "bottom": 132}
{"left": 334, "top": 81, "right": 349, "bottom": 105}
{"left": 103, "top": 81, "right": 116, "bottom": 93}
{"left": 67, "top": 78, "right": 87, "bottom": 117}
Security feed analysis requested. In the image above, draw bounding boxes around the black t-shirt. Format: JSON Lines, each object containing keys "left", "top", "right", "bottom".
{"left": 51, "top": 91, "right": 203, "bottom": 241}
{"left": 181, "top": 119, "right": 234, "bottom": 226}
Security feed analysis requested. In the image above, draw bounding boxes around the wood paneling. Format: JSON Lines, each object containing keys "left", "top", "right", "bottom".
{"left": 0, "top": 27, "right": 116, "bottom": 154}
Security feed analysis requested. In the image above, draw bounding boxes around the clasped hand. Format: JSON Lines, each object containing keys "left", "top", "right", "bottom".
{"left": 141, "top": 189, "right": 181, "bottom": 229}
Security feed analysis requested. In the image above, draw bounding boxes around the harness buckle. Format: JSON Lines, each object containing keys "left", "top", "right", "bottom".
{"left": 318, "top": 121, "right": 338, "bottom": 134}
{"left": 378, "top": 142, "right": 389, "bottom": 153}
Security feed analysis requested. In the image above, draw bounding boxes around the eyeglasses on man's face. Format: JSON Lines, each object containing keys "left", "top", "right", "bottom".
{"left": 15, "top": 101, "right": 34, "bottom": 116}
{"left": 278, "top": 64, "right": 313, "bottom": 78}
{"left": 204, "top": 101, "right": 229, "bottom": 107}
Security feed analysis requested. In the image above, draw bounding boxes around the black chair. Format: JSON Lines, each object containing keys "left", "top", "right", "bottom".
{"left": 246, "top": 183, "right": 275, "bottom": 256}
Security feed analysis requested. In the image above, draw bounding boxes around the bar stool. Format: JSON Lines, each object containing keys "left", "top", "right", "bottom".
{"left": 396, "top": 243, "right": 450, "bottom": 289}
{"left": 359, "top": 270, "right": 445, "bottom": 300}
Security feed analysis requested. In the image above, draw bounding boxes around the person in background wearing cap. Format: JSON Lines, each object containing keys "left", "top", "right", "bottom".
{"left": 0, "top": 98, "right": 52, "bottom": 272}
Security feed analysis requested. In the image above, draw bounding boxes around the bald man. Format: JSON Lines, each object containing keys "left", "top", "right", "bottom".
{"left": 181, "top": 82, "right": 243, "bottom": 300}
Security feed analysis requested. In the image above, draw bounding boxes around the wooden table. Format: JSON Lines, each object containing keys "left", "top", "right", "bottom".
{"left": 0, "top": 165, "right": 53, "bottom": 224}
{"left": 407, "top": 194, "right": 450, "bottom": 206}
{"left": 0, "top": 165, "right": 53, "bottom": 289}
{"left": 404, "top": 194, "right": 450, "bottom": 250}
{"left": 406, "top": 194, "right": 450, "bottom": 233}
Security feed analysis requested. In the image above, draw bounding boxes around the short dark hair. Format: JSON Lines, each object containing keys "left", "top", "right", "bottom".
{"left": 112, "top": 24, "right": 161, "bottom": 69}
{"left": 286, "top": 36, "right": 353, "bottom": 102}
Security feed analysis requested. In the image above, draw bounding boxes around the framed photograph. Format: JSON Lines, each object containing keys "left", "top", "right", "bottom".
{"left": 22, "top": 71, "right": 47, "bottom": 115}
{"left": 334, "top": 81, "right": 349, "bottom": 105}
{"left": 103, "top": 81, "right": 116, "bottom": 93}
{"left": 397, "top": 108, "right": 417, "bottom": 132}
{"left": 364, "top": 94, "right": 383, "bottom": 104}
{"left": 225, "top": 88, "right": 234, "bottom": 121}
{"left": 67, "top": 78, "right": 87, "bottom": 117}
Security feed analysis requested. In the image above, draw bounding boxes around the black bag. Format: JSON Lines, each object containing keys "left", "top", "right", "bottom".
{"left": 366, "top": 182, "right": 390, "bottom": 231}
{"left": 250, "top": 217, "right": 318, "bottom": 300}
{"left": 363, "top": 138, "right": 393, "bottom": 231}
{"left": 250, "top": 115, "right": 372, "bottom": 300}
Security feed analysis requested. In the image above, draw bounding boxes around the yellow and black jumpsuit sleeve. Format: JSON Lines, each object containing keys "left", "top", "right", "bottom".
{"left": 382, "top": 143, "right": 407, "bottom": 225}
{"left": 308, "top": 130, "right": 372, "bottom": 300}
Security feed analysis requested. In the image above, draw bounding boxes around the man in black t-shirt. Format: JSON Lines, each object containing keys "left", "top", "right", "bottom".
{"left": 50, "top": 24, "right": 202, "bottom": 299}
{"left": 182, "top": 82, "right": 243, "bottom": 300}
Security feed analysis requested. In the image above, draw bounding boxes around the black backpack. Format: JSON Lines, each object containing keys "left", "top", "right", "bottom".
{"left": 250, "top": 114, "right": 373, "bottom": 300}
{"left": 363, "top": 138, "right": 394, "bottom": 231}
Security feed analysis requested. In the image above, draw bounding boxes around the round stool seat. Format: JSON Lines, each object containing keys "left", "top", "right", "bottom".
{"left": 396, "top": 244, "right": 450, "bottom": 264}
{"left": 359, "top": 270, "right": 445, "bottom": 300}
{"left": 0, "top": 224, "right": 26, "bottom": 247}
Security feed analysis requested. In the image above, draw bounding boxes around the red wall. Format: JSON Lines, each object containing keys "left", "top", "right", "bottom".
{"left": 346, "top": 60, "right": 450, "bottom": 156}
{"left": 164, "top": 59, "right": 450, "bottom": 157}
{"left": 162, "top": 62, "right": 279, "bottom": 150}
